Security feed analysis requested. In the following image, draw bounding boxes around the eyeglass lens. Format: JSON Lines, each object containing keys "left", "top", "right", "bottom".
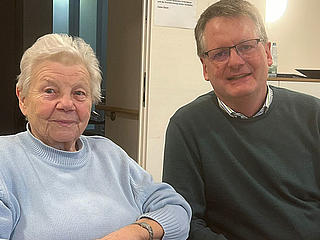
{"left": 206, "top": 39, "right": 260, "bottom": 63}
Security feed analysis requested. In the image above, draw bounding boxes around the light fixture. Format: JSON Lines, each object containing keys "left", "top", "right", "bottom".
{"left": 265, "top": 0, "right": 288, "bottom": 23}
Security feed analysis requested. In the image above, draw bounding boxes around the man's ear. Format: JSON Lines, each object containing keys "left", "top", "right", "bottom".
{"left": 265, "top": 42, "right": 273, "bottom": 67}
{"left": 200, "top": 58, "right": 210, "bottom": 81}
{"left": 16, "top": 87, "right": 28, "bottom": 117}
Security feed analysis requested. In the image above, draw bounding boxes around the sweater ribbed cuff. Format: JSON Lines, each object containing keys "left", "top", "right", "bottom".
{"left": 140, "top": 205, "right": 189, "bottom": 240}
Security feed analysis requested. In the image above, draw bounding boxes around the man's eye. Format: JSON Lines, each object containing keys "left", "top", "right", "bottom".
{"left": 212, "top": 50, "right": 228, "bottom": 60}
{"left": 238, "top": 44, "right": 253, "bottom": 51}
{"left": 215, "top": 51, "right": 226, "bottom": 57}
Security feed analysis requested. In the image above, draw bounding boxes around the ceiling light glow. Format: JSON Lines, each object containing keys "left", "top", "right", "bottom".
{"left": 266, "top": 0, "right": 288, "bottom": 23}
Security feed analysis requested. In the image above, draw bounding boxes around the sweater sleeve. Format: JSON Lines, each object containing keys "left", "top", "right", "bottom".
{"left": 162, "top": 119, "right": 228, "bottom": 240}
{"left": 0, "top": 174, "right": 20, "bottom": 240}
{"left": 127, "top": 157, "right": 192, "bottom": 240}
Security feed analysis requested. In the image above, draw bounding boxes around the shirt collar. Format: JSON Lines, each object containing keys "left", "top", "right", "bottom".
{"left": 217, "top": 85, "right": 273, "bottom": 119}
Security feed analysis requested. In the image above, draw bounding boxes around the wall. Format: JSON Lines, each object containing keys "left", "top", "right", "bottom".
{"left": 266, "top": 0, "right": 320, "bottom": 99}
{"left": 104, "top": 0, "right": 143, "bottom": 160}
{"left": 266, "top": 0, "right": 320, "bottom": 74}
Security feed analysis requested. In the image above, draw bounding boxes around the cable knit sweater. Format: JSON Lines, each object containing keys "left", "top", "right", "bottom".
{"left": 0, "top": 127, "right": 191, "bottom": 240}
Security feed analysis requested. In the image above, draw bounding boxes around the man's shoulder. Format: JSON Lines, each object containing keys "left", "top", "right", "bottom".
{"left": 272, "top": 85, "right": 319, "bottom": 99}
{"left": 171, "top": 91, "right": 216, "bottom": 120}
{"left": 271, "top": 86, "right": 320, "bottom": 107}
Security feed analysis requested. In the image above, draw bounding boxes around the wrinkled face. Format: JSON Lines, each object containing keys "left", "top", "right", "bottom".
{"left": 17, "top": 60, "right": 92, "bottom": 151}
{"left": 201, "top": 16, "right": 272, "bottom": 104}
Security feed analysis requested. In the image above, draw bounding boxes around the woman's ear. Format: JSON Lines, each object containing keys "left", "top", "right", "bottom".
{"left": 16, "top": 87, "right": 28, "bottom": 117}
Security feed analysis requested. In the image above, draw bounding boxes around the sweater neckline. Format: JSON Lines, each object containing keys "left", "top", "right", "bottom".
{"left": 211, "top": 87, "right": 276, "bottom": 122}
{"left": 22, "top": 125, "right": 89, "bottom": 168}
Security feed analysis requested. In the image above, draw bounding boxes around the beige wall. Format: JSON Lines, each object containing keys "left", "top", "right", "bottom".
{"left": 145, "top": 1, "right": 212, "bottom": 181}
{"left": 266, "top": 0, "right": 320, "bottom": 73}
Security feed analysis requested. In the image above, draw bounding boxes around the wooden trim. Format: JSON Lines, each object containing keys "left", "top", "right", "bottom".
{"left": 268, "top": 77, "right": 320, "bottom": 83}
{"left": 95, "top": 105, "right": 139, "bottom": 121}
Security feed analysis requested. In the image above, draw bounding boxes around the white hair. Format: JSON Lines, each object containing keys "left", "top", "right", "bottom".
{"left": 17, "top": 33, "right": 102, "bottom": 103}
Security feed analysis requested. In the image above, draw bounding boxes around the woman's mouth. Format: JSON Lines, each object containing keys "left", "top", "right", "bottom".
{"left": 53, "top": 120, "right": 77, "bottom": 127}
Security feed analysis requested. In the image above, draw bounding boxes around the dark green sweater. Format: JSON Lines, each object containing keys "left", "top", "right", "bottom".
{"left": 163, "top": 86, "right": 320, "bottom": 240}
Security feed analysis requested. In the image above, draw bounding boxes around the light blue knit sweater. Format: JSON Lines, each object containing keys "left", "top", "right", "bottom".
{"left": 0, "top": 127, "right": 191, "bottom": 240}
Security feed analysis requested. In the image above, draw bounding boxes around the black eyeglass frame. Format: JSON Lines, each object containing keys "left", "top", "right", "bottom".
{"left": 203, "top": 38, "right": 263, "bottom": 62}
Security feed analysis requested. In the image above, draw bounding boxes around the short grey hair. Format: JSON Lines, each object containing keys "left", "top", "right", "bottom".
{"left": 195, "top": 0, "right": 268, "bottom": 57}
{"left": 17, "top": 33, "right": 102, "bottom": 104}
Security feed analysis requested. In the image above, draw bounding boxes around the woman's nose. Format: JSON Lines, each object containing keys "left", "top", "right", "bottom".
{"left": 56, "top": 94, "right": 76, "bottom": 111}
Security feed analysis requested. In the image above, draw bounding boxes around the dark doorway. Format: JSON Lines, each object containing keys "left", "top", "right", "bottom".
{"left": 0, "top": 0, "right": 52, "bottom": 135}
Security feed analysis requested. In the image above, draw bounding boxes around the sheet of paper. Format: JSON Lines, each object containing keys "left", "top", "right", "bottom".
{"left": 154, "top": 0, "right": 197, "bottom": 29}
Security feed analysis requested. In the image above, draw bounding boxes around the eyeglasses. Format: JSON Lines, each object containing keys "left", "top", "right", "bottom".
{"left": 203, "top": 38, "right": 262, "bottom": 63}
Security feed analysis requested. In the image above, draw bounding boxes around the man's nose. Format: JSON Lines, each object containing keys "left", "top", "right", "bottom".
{"left": 228, "top": 47, "right": 245, "bottom": 66}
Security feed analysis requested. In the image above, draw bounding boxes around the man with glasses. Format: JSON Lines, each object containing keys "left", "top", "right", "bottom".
{"left": 163, "top": 0, "right": 320, "bottom": 239}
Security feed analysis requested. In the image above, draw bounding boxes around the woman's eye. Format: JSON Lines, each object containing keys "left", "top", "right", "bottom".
{"left": 44, "top": 88, "right": 55, "bottom": 94}
{"left": 75, "top": 91, "right": 86, "bottom": 96}
{"left": 74, "top": 91, "right": 88, "bottom": 100}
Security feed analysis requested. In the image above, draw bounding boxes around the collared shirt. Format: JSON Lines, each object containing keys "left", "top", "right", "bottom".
{"left": 217, "top": 85, "right": 273, "bottom": 119}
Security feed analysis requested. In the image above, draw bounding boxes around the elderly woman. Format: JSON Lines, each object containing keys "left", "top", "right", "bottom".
{"left": 0, "top": 33, "right": 191, "bottom": 240}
